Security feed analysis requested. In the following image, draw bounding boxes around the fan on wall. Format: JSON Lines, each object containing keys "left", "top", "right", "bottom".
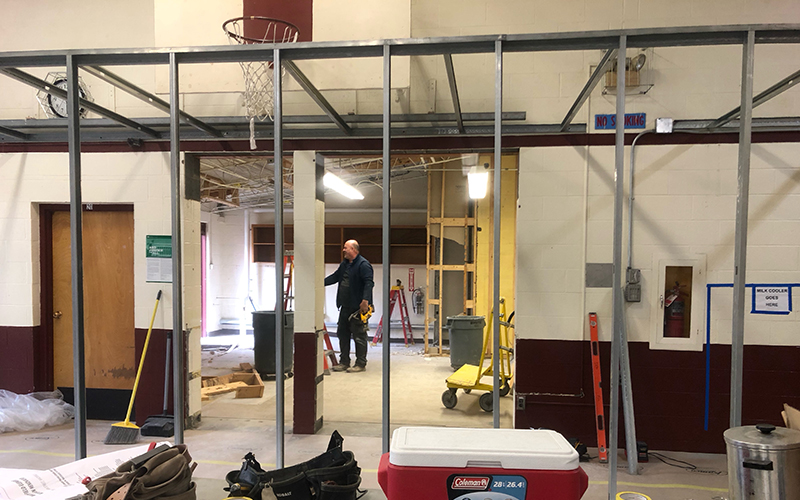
{"left": 35, "top": 72, "right": 93, "bottom": 118}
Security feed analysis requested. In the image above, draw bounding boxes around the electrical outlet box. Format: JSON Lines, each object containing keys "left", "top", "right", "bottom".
{"left": 625, "top": 283, "right": 642, "bottom": 302}
{"left": 516, "top": 395, "right": 525, "bottom": 411}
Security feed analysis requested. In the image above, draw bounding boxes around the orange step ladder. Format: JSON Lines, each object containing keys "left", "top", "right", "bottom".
{"left": 283, "top": 251, "right": 338, "bottom": 370}
{"left": 372, "top": 280, "right": 414, "bottom": 346}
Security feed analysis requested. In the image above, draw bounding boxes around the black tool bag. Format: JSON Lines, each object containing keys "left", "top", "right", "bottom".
{"left": 225, "top": 431, "right": 362, "bottom": 500}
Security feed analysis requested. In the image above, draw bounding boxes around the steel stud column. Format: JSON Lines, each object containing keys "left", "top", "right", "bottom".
{"left": 67, "top": 54, "right": 87, "bottom": 460}
{"left": 730, "top": 30, "right": 755, "bottom": 428}
{"left": 169, "top": 52, "right": 185, "bottom": 444}
{"left": 382, "top": 43, "right": 392, "bottom": 454}
{"left": 274, "top": 47, "right": 286, "bottom": 468}
{"left": 492, "top": 39, "right": 503, "bottom": 425}
{"left": 608, "top": 34, "right": 627, "bottom": 500}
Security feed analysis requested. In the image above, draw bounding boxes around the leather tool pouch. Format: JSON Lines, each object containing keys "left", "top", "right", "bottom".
{"left": 77, "top": 444, "right": 196, "bottom": 500}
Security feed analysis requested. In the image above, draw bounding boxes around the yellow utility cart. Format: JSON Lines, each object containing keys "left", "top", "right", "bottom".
{"left": 442, "top": 298, "right": 514, "bottom": 412}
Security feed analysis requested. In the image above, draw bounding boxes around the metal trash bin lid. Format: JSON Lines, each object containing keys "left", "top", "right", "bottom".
{"left": 724, "top": 424, "right": 800, "bottom": 451}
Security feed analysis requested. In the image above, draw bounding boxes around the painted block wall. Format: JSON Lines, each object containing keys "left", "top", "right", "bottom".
{"left": 0, "top": 0, "right": 412, "bottom": 121}
{"left": 408, "top": 0, "right": 800, "bottom": 127}
{"left": 6, "top": 1, "right": 800, "bottom": 127}
{"left": 0, "top": 151, "right": 202, "bottom": 412}
{"left": 516, "top": 143, "right": 800, "bottom": 347}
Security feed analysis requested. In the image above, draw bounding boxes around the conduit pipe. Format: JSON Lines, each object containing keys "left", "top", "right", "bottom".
{"left": 627, "top": 129, "right": 654, "bottom": 271}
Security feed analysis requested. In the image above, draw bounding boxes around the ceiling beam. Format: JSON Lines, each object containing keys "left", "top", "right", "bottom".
{"left": 560, "top": 48, "right": 618, "bottom": 131}
{"left": 443, "top": 54, "right": 464, "bottom": 134}
{"left": 0, "top": 25, "right": 798, "bottom": 68}
{"left": 82, "top": 65, "right": 222, "bottom": 137}
{"left": 0, "top": 124, "right": 28, "bottom": 140}
{"left": 283, "top": 60, "right": 352, "bottom": 135}
{"left": 1, "top": 68, "right": 160, "bottom": 138}
{"left": 709, "top": 67, "right": 800, "bottom": 129}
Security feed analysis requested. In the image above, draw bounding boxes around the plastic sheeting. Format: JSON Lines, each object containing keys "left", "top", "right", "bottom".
{"left": 0, "top": 390, "right": 74, "bottom": 433}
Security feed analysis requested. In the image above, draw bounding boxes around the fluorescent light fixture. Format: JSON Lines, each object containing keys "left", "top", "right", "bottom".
{"left": 467, "top": 164, "right": 489, "bottom": 199}
{"left": 323, "top": 172, "right": 364, "bottom": 200}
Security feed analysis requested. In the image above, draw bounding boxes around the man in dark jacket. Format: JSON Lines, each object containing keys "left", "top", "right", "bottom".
{"left": 324, "top": 239, "right": 374, "bottom": 372}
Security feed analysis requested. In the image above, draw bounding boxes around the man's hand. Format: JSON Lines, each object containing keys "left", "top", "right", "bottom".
{"left": 360, "top": 300, "right": 369, "bottom": 314}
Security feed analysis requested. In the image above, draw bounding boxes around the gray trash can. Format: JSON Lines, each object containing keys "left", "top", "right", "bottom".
{"left": 252, "top": 311, "right": 294, "bottom": 378}
{"left": 446, "top": 315, "right": 485, "bottom": 370}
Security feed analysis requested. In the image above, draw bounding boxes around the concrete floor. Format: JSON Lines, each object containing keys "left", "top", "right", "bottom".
{"left": 0, "top": 338, "right": 731, "bottom": 500}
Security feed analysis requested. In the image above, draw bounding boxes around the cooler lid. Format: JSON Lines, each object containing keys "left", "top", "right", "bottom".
{"left": 389, "top": 427, "right": 579, "bottom": 470}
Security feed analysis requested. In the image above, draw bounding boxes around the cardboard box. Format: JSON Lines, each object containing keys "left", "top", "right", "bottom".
{"left": 201, "top": 364, "right": 264, "bottom": 400}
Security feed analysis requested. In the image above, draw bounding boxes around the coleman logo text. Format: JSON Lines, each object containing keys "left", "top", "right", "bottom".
{"left": 452, "top": 477, "right": 490, "bottom": 490}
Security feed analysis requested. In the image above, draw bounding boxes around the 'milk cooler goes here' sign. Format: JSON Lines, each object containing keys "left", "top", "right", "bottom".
{"left": 752, "top": 286, "right": 791, "bottom": 315}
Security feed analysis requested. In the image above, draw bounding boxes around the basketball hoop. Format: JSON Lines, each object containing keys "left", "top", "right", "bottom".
{"left": 223, "top": 16, "right": 299, "bottom": 148}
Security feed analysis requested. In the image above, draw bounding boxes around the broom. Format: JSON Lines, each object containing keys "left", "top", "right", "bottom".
{"left": 105, "top": 290, "right": 162, "bottom": 444}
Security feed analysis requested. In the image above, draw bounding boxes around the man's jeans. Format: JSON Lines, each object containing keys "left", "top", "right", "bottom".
{"left": 337, "top": 307, "right": 368, "bottom": 368}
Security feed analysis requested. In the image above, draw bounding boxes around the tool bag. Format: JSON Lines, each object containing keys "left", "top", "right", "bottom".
{"left": 75, "top": 444, "right": 196, "bottom": 500}
{"left": 225, "top": 431, "right": 362, "bottom": 500}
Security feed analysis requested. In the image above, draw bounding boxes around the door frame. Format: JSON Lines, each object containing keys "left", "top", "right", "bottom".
{"left": 39, "top": 203, "right": 134, "bottom": 391}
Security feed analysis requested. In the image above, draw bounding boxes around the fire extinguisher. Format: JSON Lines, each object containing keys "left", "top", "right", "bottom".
{"left": 664, "top": 281, "right": 685, "bottom": 338}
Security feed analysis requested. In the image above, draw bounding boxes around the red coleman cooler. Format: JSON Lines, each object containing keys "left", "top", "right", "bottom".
{"left": 378, "top": 427, "right": 588, "bottom": 500}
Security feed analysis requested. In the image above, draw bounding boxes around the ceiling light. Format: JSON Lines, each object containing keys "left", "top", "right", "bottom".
{"left": 323, "top": 172, "right": 364, "bottom": 200}
{"left": 468, "top": 164, "right": 489, "bottom": 199}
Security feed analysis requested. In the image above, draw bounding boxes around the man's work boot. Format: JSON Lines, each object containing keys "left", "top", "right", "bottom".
{"left": 331, "top": 364, "right": 349, "bottom": 372}
{"left": 346, "top": 365, "right": 365, "bottom": 373}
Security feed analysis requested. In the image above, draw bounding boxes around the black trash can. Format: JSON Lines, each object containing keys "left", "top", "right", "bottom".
{"left": 252, "top": 311, "right": 294, "bottom": 378}
{"left": 446, "top": 315, "right": 485, "bottom": 370}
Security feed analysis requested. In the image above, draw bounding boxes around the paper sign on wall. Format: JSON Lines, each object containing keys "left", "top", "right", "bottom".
{"left": 752, "top": 286, "right": 791, "bottom": 315}
{"left": 146, "top": 235, "right": 172, "bottom": 283}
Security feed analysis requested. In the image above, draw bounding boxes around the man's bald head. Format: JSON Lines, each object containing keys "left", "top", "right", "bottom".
{"left": 343, "top": 240, "right": 360, "bottom": 261}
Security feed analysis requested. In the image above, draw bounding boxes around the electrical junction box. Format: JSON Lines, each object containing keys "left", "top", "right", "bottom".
{"left": 656, "top": 117, "right": 674, "bottom": 133}
{"left": 625, "top": 283, "right": 642, "bottom": 302}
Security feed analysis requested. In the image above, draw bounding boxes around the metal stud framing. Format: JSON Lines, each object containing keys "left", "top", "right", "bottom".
{"left": 274, "top": 47, "right": 286, "bottom": 468}
{"left": 730, "top": 30, "right": 756, "bottom": 428}
{"left": 381, "top": 43, "right": 392, "bottom": 454}
{"left": 9, "top": 24, "right": 791, "bottom": 498}
{"left": 169, "top": 52, "right": 186, "bottom": 445}
{"left": 67, "top": 53, "right": 87, "bottom": 460}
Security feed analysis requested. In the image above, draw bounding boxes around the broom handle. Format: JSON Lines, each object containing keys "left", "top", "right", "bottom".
{"left": 124, "top": 290, "right": 162, "bottom": 424}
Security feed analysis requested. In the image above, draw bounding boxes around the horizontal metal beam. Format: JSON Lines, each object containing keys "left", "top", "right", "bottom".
{"left": 561, "top": 48, "right": 617, "bottom": 131}
{"left": 443, "top": 54, "right": 464, "bottom": 134}
{"left": 1, "top": 68, "right": 160, "bottom": 138}
{"left": 82, "top": 66, "right": 222, "bottom": 137}
{"left": 3, "top": 113, "right": 799, "bottom": 144}
{"left": 0, "top": 25, "right": 797, "bottom": 68}
{"left": 710, "top": 67, "right": 800, "bottom": 128}
{"left": 0, "top": 118, "right": 587, "bottom": 143}
{"left": 0, "top": 112, "right": 526, "bottom": 131}
{"left": 283, "top": 60, "right": 352, "bottom": 135}
{"left": 676, "top": 116, "right": 800, "bottom": 130}
{"left": 0, "top": 124, "right": 28, "bottom": 140}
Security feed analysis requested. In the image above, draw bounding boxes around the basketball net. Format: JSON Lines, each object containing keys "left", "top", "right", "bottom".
{"left": 224, "top": 17, "right": 299, "bottom": 149}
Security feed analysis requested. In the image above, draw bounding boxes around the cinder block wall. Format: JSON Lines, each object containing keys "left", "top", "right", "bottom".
{"left": 515, "top": 142, "right": 800, "bottom": 452}
{"left": 0, "top": 152, "right": 201, "bottom": 420}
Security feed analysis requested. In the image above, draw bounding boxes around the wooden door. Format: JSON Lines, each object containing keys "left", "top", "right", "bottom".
{"left": 52, "top": 210, "right": 135, "bottom": 390}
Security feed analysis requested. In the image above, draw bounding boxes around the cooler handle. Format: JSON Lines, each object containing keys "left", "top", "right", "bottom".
{"left": 466, "top": 460, "right": 502, "bottom": 468}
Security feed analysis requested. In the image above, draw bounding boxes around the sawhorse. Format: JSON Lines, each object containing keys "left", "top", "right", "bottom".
{"left": 372, "top": 280, "right": 414, "bottom": 346}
